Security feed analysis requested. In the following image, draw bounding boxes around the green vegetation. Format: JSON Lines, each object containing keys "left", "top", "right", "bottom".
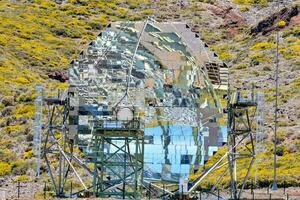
{"left": 23, "top": 150, "right": 34, "bottom": 159}
{"left": 0, "top": 162, "right": 12, "bottom": 176}
{"left": 191, "top": 143, "right": 300, "bottom": 189}
{"left": 233, "top": 0, "right": 268, "bottom": 6}
{"left": 277, "top": 20, "right": 286, "bottom": 28}
{"left": 14, "top": 175, "right": 31, "bottom": 182}
{"left": 279, "top": 45, "right": 300, "bottom": 60}
{"left": 239, "top": 7, "right": 250, "bottom": 12}
{"left": 219, "top": 52, "right": 234, "bottom": 60}
{"left": 250, "top": 52, "right": 272, "bottom": 64}
{"left": 262, "top": 65, "right": 272, "bottom": 71}
{"left": 12, "top": 159, "right": 33, "bottom": 175}
{"left": 234, "top": 63, "right": 248, "bottom": 69}
{"left": 250, "top": 42, "right": 276, "bottom": 50}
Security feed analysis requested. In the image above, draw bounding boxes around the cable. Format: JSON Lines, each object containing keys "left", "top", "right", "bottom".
{"left": 114, "top": 17, "right": 150, "bottom": 109}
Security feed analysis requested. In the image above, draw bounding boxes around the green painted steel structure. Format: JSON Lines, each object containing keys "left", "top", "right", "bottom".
{"left": 87, "top": 120, "right": 144, "bottom": 198}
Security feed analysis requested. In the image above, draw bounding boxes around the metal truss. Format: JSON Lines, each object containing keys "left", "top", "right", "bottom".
{"left": 88, "top": 120, "right": 144, "bottom": 199}
{"left": 37, "top": 89, "right": 146, "bottom": 199}
{"left": 188, "top": 91, "right": 257, "bottom": 200}
{"left": 41, "top": 91, "right": 93, "bottom": 197}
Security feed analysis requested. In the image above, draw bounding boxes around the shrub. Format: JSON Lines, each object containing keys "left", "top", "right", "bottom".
{"left": 233, "top": 0, "right": 268, "bottom": 6}
{"left": 127, "top": 0, "right": 139, "bottom": 9}
{"left": 140, "top": 9, "right": 154, "bottom": 17}
{"left": 14, "top": 105, "right": 34, "bottom": 119}
{"left": 250, "top": 42, "right": 276, "bottom": 51}
{"left": 277, "top": 20, "right": 286, "bottom": 28}
{"left": 0, "top": 149, "right": 17, "bottom": 163}
{"left": 250, "top": 52, "right": 271, "bottom": 64}
{"left": 262, "top": 65, "right": 272, "bottom": 71}
{"left": 12, "top": 160, "right": 31, "bottom": 175}
{"left": 278, "top": 120, "right": 297, "bottom": 127}
{"left": 16, "top": 92, "right": 34, "bottom": 102}
{"left": 14, "top": 175, "right": 30, "bottom": 182}
{"left": 0, "top": 34, "right": 8, "bottom": 46}
{"left": 23, "top": 150, "right": 34, "bottom": 159}
{"left": 234, "top": 63, "right": 247, "bottom": 69}
{"left": 239, "top": 7, "right": 249, "bottom": 12}
{"left": 219, "top": 52, "right": 233, "bottom": 60}
{"left": 276, "top": 131, "right": 286, "bottom": 144}
{"left": 64, "top": 179, "right": 83, "bottom": 191}
{"left": 4, "top": 125, "right": 22, "bottom": 135}
{"left": 0, "top": 162, "right": 12, "bottom": 176}
{"left": 251, "top": 69, "right": 260, "bottom": 76}
{"left": 14, "top": 77, "right": 30, "bottom": 85}
{"left": 275, "top": 145, "right": 288, "bottom": 156}
{"left": 280, "top": 45, "right": 300, "bottom": 60}
{"left": 0, "top": 139, "right": 13, "bottom": 149}
{"left": 73, "top": 6, "right": 90, "bottom": 16}
{"left": 1, "top": 96, "right": 14, "bottom": 106}
{"left": 116, "top": 7, "right": 127, "bottom": 18}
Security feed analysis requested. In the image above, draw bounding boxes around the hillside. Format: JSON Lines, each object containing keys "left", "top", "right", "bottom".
{"left": 0, "top": 0, "right": 299, "bottom": 198}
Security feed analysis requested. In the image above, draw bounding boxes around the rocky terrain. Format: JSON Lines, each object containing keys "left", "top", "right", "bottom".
{"left": 0, "top": 0, "right": 299, "bottom": 198}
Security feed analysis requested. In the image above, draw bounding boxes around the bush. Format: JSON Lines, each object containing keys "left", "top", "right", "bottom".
{"left": 0, "top": 149, "right": 18, "bottom": 163}
{"left": 234, "top": 63, "right": 247, "bottom": 69}
{"left": 250, "top": 52, "right": 271, "bottom": 64}
{"left": 233, "top": 0, "right": 268, "bottom": 6}
{"left": 278, "top": 120, "right": 297, "bottom": 127}
{"left": 14, "top": 105, "right": 34, "bottom": 119}
{"left": 0, "top": 162, "right": 12, "bottom": 176}
{"left": 262, "top": 65, "right": 272, "bottom": 71}
{"left": 12, "top": 160, "right": 31, "bottom": 175}
{"left": 3, "top": 125, "right": 23, "bottom": 135}
{"left": 250, "top": 42, "right": 276, "bottom": 51}
{"left": 251, "top": 69, "right": 260, "bottom": 76}
{"left": 127, "top": 0, "right": 139, "bottom": 9}
{"left": 277, "top": 20, "right": 286, "bottom": 28}
{"left": 275, "top": 145, "right": 288, "bottom": 156}
{"left": 279, "top": 45, "right": 300, "bottom": 60}
{"left": 23, "top": 150, "right": 34, "bottom": 159}
{"left": 277, "top": 131, "right": 286, "bottom": 144}
{"left": 14, "top": 77, "right": 30, "bottom": 85}
{"left": 1, "top": 96, "right": 15, "bottom": 106}
{"left": 239, "top": 7, "right": 249, "bottom": 12}
{"left": 219, "top": 52, "right": 233, "bottom": 60}
{"left": 14, "top": 175, "right": 30, "bottom": 182}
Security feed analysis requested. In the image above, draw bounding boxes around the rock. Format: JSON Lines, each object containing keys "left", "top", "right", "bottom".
{"left": 289, "top": 10, "right": 300, "bottom": 27}
{"left": 0, "top": 106, "right": 13, "bottom": 117}
{"left": 17, "top": 117, "right": 27, "bottom": 125}
{"left": 1, "top": 96, "right": 14, "bottom": 106}
{"left": 202, "top": 4, "right": 246, "bottom": 27}
{"left": 47, "top": 71, "right": 68, "bottom": 82}
{"left": 251, "top": 5, "right": 299, "bottom": 35}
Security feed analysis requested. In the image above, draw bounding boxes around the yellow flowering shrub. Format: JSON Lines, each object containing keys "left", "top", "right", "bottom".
{"left": 0, "top": 162, "right": 12, "bottom": 176}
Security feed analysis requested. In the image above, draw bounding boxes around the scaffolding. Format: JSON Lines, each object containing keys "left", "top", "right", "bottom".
{"left": 227, "top": 91, "right": 257, "bottom": 199}
{"left": 88, "top": 120, "right": 144, "bottom": 198}
{"left": 188, "top": 91, "right": 257, "bottom": 200}
{"left": 39, "top": 90, "right": 95, "bottom": 197}
{"left": 35, "top": 87, "right": 145, "bottom": 198}
{"left": 33, "top": 85, "right": 44, "bottom": 177}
